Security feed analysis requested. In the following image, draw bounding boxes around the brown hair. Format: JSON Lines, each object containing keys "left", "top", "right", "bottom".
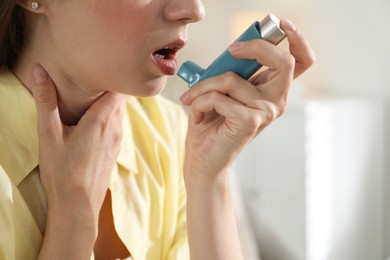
{"left": 0, "top": 1, "right": 26, "bottom": 69}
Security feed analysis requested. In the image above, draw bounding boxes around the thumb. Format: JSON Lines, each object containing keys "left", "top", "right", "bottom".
{"left": 31, "top": 64, "right": 62, "bottom": 135}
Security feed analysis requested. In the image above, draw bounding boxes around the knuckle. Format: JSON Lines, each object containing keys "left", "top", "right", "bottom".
{"left": 95, "top": 113, "right": 109, "bottom": 127}
{"left": 96, "top": 113, "right": 123, "bottom": 139}
{"left": 209, "top": 90, "right": 221, "bottom": 101}
{"left": 277, "top": 101, "right": 288, "bottom": 117}
{"left": 93, "top": 117, "right": 113, "bottom": 138}
{"left": 305, "top": 51, "right": 316, "bottom": 68}
{"left": 189, "top": 96, "right": 203, "bottom": 113}
{"left": 261, "top": 102, "right": 278, "bottom": 126}
{"left": 280, "top": 53, "right": 295, "bottom": 71}
{"left": 223, "top": 72, "right": 240, "bottom": 87}
{"left": 237, "top": 109, "right": 262, "bottom": 136}
{"left": 245, "top": 114, "right": 262, "bottom": 134}
{"left": 34, "top": 92, "right": 57, "bottom": 107}
{"left": 275, "top": 96, "right": 289, "bottom": 118}
{"left": 113, "top": 126, "right": 123, "bottom": 144}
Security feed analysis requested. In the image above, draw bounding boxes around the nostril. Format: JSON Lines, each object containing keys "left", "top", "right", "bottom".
{"left": 164, "top": 0, "right": 205, "bottom": 23}
{"left": 187, "top": 0, "right": 205, "bottom": 23}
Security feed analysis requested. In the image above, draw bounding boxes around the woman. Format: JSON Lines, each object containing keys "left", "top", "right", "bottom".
{"left": 0, "top": 0, "right": 315, "bottom": 259}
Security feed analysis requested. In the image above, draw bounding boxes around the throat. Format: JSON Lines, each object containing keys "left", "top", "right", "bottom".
{"left": 56, "top": 90, "right": 102, "bottom": 126}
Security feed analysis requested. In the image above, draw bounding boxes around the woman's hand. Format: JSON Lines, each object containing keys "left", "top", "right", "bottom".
{"left": 180, "top": 19, "right": 315, "bottom": 176}
{"left": 181, "top": 19, "right": 315, "bottom": 260}
{"left": 31, "top": 64, "right": 125, "bottom": 259}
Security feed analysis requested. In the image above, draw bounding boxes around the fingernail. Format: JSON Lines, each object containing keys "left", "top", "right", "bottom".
{"left": 180, "top": 91, "right": 190, "bottom": 105}
{"left": 282, "top": 19, "right": 297, "bottom": 32}
{"left": 229, "top": 42, "right": 244, "bottom": 53}
{"left": 32, "top": 65, "right": 48, "bottom": 84}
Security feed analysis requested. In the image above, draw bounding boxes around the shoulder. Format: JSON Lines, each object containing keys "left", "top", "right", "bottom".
{"left": 0, "top": 69, "right": 20, "bottom": 88}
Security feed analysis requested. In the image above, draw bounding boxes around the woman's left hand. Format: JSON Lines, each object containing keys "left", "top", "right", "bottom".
{"left": 180, "top": 19, "right": 315, "bottom": 176}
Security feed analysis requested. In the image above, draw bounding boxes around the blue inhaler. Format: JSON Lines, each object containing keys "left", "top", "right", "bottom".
{"left": 177, "top": 14, "right": 287, "bottom": 87}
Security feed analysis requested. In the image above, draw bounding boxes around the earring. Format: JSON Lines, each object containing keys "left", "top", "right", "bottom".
{"left": 31, "top": 2, "right": 40, "bottom": 9}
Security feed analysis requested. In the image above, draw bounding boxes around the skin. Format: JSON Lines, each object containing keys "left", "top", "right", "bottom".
{"left": 16, "top": 0, "right": 205, "bottom": 124}
{"left": 14, "top": 0, "right": 315, "bottom": 259}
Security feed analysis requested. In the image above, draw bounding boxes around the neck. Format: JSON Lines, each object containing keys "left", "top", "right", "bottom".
{"left": 13, "top": 55, "right": 104, "bottom": 126}
{"left": 12, "top": 14, "right": 106, "bottom": 126}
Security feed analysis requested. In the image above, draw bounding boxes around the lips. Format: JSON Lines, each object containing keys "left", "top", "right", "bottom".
{"left": 152, "top": 39, "right": 186, "bottom": 75}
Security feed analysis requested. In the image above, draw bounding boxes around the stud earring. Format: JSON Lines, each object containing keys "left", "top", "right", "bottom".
{"left": 31, "top": 2, "right": 40, "bottom": 9}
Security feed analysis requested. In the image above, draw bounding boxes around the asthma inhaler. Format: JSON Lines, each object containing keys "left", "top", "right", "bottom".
{"left": 177, "top": 14, "right": 287, "bottom": 87}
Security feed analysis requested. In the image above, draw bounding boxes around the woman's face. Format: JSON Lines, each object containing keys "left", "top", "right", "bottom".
{"left": 44, "top": 0, "right": 205, "bottom": 96}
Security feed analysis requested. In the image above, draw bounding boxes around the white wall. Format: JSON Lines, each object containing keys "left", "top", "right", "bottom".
{"left": 231, "top": 97, "right": 387, "bottom": 260}
{"left": 233, "top": 98, "right": 307, "bottom": 259}
{"left": 305, "top": 99, "right": 386, "bottom": 260}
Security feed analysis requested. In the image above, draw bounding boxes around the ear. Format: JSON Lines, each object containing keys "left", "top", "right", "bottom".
{"left": 16, "top": 0, "right": 46, "bottom": 14}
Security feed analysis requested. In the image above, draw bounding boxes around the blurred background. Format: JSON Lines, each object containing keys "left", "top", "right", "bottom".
{"left": 164, "top": 0, "right": 390, "bottom": 259}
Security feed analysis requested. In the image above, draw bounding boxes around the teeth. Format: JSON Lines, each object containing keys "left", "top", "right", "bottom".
{"left": 153, "top": 46, "right": 175, "bottom": 59}
{"left": 154, "top": 53, "right": 165, "bottom": 59}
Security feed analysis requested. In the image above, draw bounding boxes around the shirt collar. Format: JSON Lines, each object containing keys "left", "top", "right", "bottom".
{"left": 0, "top": 70, "right": 137, "bottom": 186}
{"left": 0, "top": 70, "right": 39, "bottom": 185}
{"left": 118, "top": 101, "right": 138, "bottom": 174}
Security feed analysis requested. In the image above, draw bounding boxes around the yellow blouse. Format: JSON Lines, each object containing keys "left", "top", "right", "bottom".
{"left": 0, "top": 70, "right": 189, "bottom": 260}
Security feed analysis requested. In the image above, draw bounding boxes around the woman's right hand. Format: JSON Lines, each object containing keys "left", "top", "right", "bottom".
{"left": 31, "top": 64, "right": 125, "bottom": 259}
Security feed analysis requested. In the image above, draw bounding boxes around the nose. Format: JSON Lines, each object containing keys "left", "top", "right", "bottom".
{"left": 164, "top": 0, "right": 205, "bottom": 24}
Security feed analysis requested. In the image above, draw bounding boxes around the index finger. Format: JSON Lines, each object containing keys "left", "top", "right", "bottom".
{"left": 81, "top": 91, "right": 126, "bottom": 125}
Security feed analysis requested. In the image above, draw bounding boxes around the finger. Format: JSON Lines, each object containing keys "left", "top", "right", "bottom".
{"left": 228, "top": 39, "right": 295, "bottom": 96}
{"left": 31, "top": 64, "right": 62, "bottom": 136}
{"left": 189, "top": 91, "right": 270, "bottom": 137}
{"left": 228, "top": 39, "right": 296, "bottom": 75}
{"left": 82, "top": 92, "right": 126, "bottom": 124}
{"left": 180, "top": 72, "right": 265, "bottom": 109}
{"left": 190, "top": 90, "right": 245, "bottom": 125}
{"left": 280, "top": 19, "right": 316, "bottom": 78}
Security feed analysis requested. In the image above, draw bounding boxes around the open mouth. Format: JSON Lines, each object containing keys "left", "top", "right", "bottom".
{"left": 151, "top": 40, "right": 186, "bottom": 75}
{"left": 152, "top": 47, "right": 178, "bottom": 60}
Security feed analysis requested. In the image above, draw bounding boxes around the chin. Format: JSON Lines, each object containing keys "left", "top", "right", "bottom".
{"left": 145, "top": 76, "right": 168, "bottom": 96}
{"left": 122, "top": 76, "right": 167, "bottom": 97}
